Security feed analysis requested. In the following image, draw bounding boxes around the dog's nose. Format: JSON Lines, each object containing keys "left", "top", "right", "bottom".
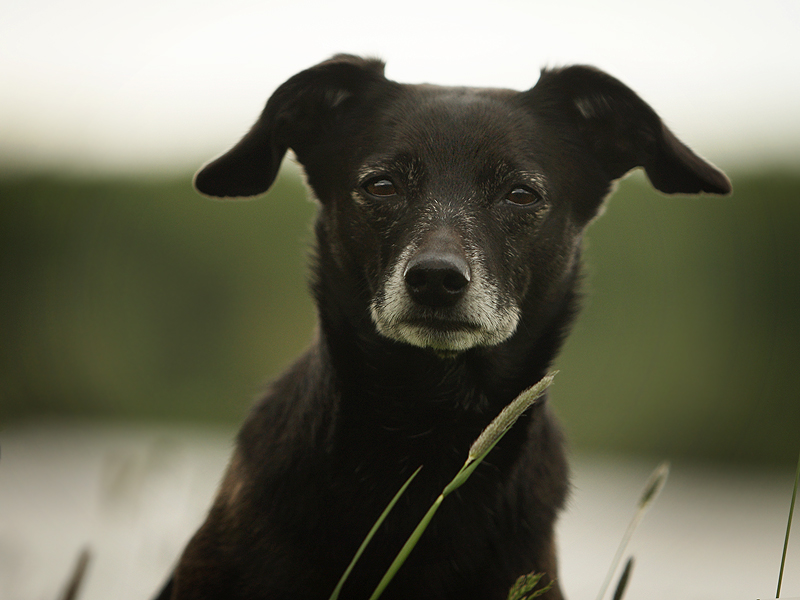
{"left": 404, "top": 229, "right": 471, "bottom": 308}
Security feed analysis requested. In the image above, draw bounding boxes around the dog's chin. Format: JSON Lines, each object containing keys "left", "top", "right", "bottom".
{"left": 372, "top": 317, "right": 517, "bottom": 357}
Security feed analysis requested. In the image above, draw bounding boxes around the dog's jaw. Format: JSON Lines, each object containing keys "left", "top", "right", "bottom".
{"left": 369, "top": 244, "right": 521, "bottom": 354}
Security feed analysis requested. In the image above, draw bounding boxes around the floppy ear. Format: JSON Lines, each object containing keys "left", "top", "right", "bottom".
{"left": 194, "top": 55, "right": 388, "bottom": 199}
{"left": 526, "top": 66, "right": 731, "bottom": 195}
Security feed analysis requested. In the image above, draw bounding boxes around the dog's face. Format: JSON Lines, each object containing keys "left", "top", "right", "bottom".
{"left": 194, "top": 56, "right": 730, "bottom": 355}
{"left": 338, "top": 86, "right": 590, "bottom": 354}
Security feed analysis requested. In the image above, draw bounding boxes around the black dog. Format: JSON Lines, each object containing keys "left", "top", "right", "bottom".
{"left": 155, "top": 55, "right": 730, "bottom": 600}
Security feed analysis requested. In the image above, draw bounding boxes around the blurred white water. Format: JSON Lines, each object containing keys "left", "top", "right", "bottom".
{"left": 0, "top": 423, "right": 797, "bottom": 600}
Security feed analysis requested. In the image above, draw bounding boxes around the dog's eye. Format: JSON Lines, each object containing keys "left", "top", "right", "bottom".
{"left": 505, "top": 187, "right": 542, "bottom": 206}
{"left": 363, "top": 179, "right": 398, "bottom": 198}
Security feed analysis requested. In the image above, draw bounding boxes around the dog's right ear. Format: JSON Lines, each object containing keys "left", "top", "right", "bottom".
{"left": 194, "top": 55, "right": 387, "bottom": 199}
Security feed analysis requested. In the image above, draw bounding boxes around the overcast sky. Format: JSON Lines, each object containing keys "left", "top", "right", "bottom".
{"left": 1, "top": 0, "right": 798, "bottom": 174}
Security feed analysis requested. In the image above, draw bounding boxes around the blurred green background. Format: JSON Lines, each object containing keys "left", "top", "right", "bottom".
{"left": 1, "top": 168, "right": 798, "bottom": 465}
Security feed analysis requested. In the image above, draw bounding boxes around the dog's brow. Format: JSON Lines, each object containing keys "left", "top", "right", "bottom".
{"left": 481, "top": 161, "right": 548, "bottom": 194}
{"left": 516, "top": 171, "right": 548, "bottom": 191}
{"left": 357, "top": 154, "right": 424, "bottom": 182}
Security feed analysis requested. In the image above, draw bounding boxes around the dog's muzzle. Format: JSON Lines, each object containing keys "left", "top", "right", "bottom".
{"left": 370, "top": 227, "right": 520, "bottom": 354}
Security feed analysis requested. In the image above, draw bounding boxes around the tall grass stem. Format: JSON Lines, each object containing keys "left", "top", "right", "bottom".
{"left": 368, "top": 495, "right": 444, "bottom": 600}
{"left": 611, "top": 557, "right": 634, "bottom": 600}
{"left": 328, "top": 467, "right": 421, "bottom": 600}
{"left": 776, "top": 449, "right": 800, "bottom": 598}
{"left": 595, "top": 461, "right": 669, "bottom": 600}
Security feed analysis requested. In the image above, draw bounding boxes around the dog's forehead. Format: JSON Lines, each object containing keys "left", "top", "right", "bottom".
{"left": 386, "top": 84, "right": 528, "bottom": 144}
{"left": 356, "top": 84, "right": 538, "bottom": 181}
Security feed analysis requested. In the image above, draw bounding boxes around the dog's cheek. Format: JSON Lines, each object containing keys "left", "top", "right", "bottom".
{"left": 490, "top": 209, "right": 548, "bottom": 297}
{"left": 498, "top": 207, "right": 579, "bottom": 309}
{"left": 332, "top": 198, "right": 398, "bottom": 298}
{"left": 526, "top": 226, "right": 583, "bottom": 311}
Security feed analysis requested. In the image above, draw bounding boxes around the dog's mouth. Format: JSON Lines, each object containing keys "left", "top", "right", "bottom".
{"left": 370, "top": 304, "right": 519, "bottom": 354}
{"left": 405, "top": 316, "right": 482, "bottom": 333}
{"left": 379, "top": 315, "right": 486, "bottom": 353}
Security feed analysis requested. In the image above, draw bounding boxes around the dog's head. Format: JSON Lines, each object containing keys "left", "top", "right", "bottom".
{"left": 195, "top": 55, "right": 730, "bottom": 356}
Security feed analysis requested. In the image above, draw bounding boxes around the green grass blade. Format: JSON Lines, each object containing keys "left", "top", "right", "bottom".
{"left": 776, "top": 449, "right": 800, "bottom": 598}
{"left": 328, "top": 466, "right": 422, "bottom": 600}
{"left": 368, "top": 495, "right": 444, "bottom": 600}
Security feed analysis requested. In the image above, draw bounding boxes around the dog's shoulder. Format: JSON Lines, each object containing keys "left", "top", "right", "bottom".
{"left": 234, "top": 342, "right": 338, "bottom": 474}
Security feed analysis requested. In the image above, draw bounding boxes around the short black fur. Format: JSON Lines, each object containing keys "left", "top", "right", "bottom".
{"left": 156, "top": 55, "right": 730, "bottom": 600}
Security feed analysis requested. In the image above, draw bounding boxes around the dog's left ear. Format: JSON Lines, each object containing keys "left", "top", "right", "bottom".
{"left": 524, "top": 66, "right": 731, "bottom": 196}
{"left": 194, "top": 54, "right": 389, "bottom": 199}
